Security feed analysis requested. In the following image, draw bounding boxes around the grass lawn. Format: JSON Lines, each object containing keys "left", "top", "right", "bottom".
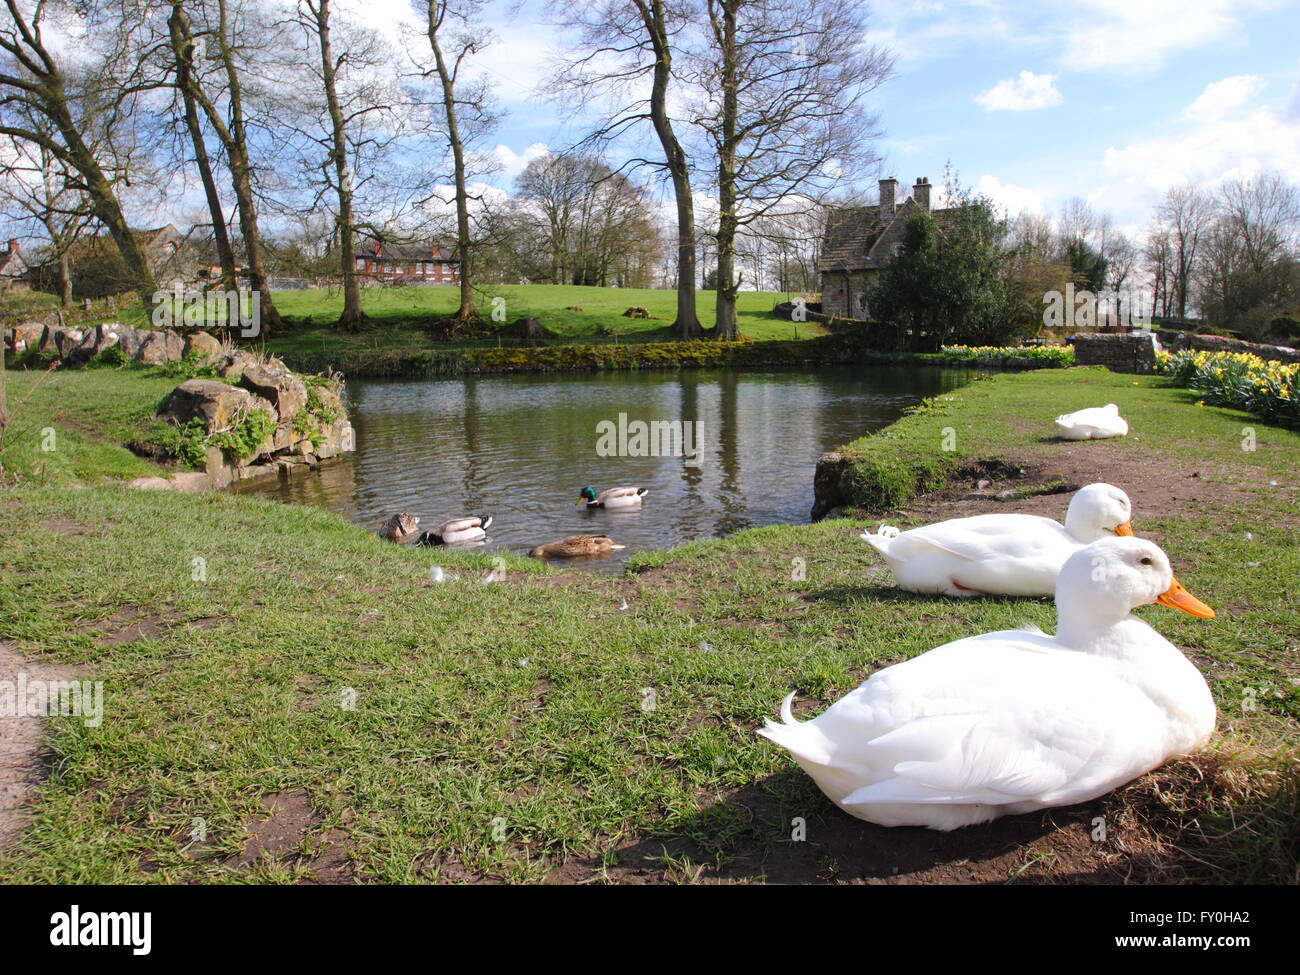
{"left": 2, "top": 284, "right": 820, "bottom": 357}
{"left": 0, "top": 365, "right": 1296, "bottom": 883}
{"left": 1, "top": 367, "right": 179, "bottom": 485}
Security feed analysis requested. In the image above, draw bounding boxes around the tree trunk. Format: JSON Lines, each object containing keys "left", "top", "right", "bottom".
{"left": 310, "top": 0, "right": 365, "bottom": 329}
{"left": 205, "top": 0, "right": 283, "bottom": 335}
{"left": 168, "top": 6, "right": 236, "bottom": 293}
{"left": 58, "top": 252, "right": 72, "bottom": 307}
{"left": 711, "top": 0, "right": 740, "bottom": 340}
{"left": 639, "top": 0, "right": 701, "bottom": 338}
{"left": 427, "top": 2, "right": 478, "bottom": 328}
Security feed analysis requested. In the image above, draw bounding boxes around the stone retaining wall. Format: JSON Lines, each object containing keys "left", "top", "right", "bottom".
{"left": 1070, "top": 333, "right": 1158, "bottom": 374}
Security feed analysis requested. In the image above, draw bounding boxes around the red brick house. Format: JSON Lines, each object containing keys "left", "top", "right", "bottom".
{"left": 353, "top": 241, "right": 460, "bottom": 285}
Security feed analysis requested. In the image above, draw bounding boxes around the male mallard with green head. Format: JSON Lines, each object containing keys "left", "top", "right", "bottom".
{"left": 578, "top": 486, "right": 648, "bottom": 509}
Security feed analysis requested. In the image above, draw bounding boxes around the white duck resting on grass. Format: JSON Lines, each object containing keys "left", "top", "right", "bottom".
{"left": 759, "top": 536, "right": 1216, "bottom": 831}
{"left": 418, "top": 516, "right": 492, "bottom": 546}
{"left": 1055, "top": 403, "right": 1129, "bottom": 440}
{"left": 862, "top": 482, "right": 1134, "bottom": 598}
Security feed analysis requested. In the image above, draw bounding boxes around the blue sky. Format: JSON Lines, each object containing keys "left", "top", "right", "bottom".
{"left": 461, "top": 0, "right": 1300, "bottom": 231}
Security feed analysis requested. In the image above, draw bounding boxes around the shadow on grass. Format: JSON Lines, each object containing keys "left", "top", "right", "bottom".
{"left": 557, "top": 769, "right": 1114, "bottom": 884}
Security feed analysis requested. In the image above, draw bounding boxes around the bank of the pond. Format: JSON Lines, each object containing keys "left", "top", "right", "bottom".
{"left": 1, "top": 365, "right": 1296, "bottom": 884}
{"left": 813, "top": 366, "right": 1296, "bottom": 518}
{"left": 276, "top": 332, "right": 933, "bottom": 378}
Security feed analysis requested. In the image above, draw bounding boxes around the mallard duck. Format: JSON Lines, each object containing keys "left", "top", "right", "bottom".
{"left": 861, "top": 482, "right": 1134, "bottom": 597}
{"left": 418, "top": 516, "right": 492, "bottom": 546}
{"left": 578, "top": 486, "right": 648, "bottom": 509}
{"left": 760, "top": 536, "right": 1216, "bottom": 831}
{"left": 528, "top": 535, "right": 626, "bottom": 559}
{"left": 379, "top": 513, "right": 421, "bottom": 543}
{"left": 1055, "top": 403, "right": 1129, "bottom": 440}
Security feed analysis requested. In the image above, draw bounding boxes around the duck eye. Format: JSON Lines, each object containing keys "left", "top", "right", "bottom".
{"left": 1139, "top": 557, "right": 1153, "bottom": 566}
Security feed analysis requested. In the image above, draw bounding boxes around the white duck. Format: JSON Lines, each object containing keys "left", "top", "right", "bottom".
{"left": 759, "top": 536, "right": 1216, "bottom": 831}
{"left": 418, "top": 516, "right": 492, "bottom": 546}
{"left": 1055, "top": 403, "right": 1129, "bottom": 440}
{"left": 861, "top": 482, "right": 1133, "bottom": 597}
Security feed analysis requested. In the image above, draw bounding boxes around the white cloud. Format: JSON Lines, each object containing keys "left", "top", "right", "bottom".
{"left": 1060, "top": 0, "right": 1267, "bottom": 73}
{"left": 975, "top": 71, "right": 1063, "bottom": 111}
{"left": 975, "top": 175, "right": 1047, "bottom": 216}
{"left": 493, "top": 142, "right": 551, "bottom": 182}
{"left": 1101, "top": 95, "right": 1300, "bottom": 214}
{"left": 1184, "top": 75, "right": 1264, "bottom": 122}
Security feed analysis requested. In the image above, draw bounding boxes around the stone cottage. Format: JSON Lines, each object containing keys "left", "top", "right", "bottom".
{"left": 817, "top": 177, "right": 954, "bottom": 320}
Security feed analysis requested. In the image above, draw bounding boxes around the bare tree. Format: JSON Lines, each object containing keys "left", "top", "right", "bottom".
{"left": 295, "top": 0, "right": 395, "bottom": 328}
{"left": 691, "top": 0, "right": 892, "bottom": 338}
{"left": 0, "top": 0, "right": 157, "bottom": 301}
{"left": 1143, "top": 229, "right": 1173, "bottom": 319}
{"left": 421, "top": 0, "right": 498, "bottom": 331}
{"left": 166, "top": 4, "right": 235, "bottom": 291}
{"left": 1155, "top": 185, "right": 1215, "bottom": 318}
{"left": 549, "top": 0, "right": 703, "bottom": 338}
{"left": 0, "top": 106, "right": 97, "bottom": 305}
{"left": 175, "top": 0, "right": 287, "bottom": 333}
{"left": 1219, "top": 171, "right": 1300, "bottom": 273}
{"left": 1106, "top": 231, "right": 1138, "bottom": 321}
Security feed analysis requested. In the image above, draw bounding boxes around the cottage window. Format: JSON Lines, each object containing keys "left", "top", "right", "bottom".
{"left": 356, "top": 257, "right": 365, "bottom": 270}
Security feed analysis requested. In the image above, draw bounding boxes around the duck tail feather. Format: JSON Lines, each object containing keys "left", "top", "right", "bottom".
{"left": 756, "top": 692, "right": 836, "bottom": 766}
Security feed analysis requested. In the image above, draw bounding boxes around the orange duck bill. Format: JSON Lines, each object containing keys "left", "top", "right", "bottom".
{"left": 1156, "top": 577, "right": 1216, "bottom": 619}
{"left": 1113, "top": 521, "right": 1135, "bottom": 536}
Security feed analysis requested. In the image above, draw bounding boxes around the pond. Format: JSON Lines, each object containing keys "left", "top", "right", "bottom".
{"left": 237, "top": 365, "right": 969, "bottom": 572}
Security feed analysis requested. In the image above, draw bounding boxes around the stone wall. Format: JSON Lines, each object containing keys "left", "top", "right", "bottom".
{"left": 1156, "top": 330, "right": 1300, "bottom": 364}
{"left": 1070, "top": 333, "right": 1158, "bottom": 374}
{"left": 3, "top": 321, "right": 223, "bottom": 367}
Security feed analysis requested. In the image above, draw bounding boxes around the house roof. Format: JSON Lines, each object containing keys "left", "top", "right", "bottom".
{"left": 816, "top": 206, "right": 887, "bottom": 272}
{"left": 816, "top": 198, "right": 957, "bottom": 272}
{"left": 355, "top": 240, "right": 458, "bottom": 263}
{"left": 0, "top": 250, "right": 28, "bottom": 278}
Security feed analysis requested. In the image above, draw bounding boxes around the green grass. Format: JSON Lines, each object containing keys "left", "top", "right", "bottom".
{"left": 818, "top": 367, "right": 1300, "bottom": 514}
{"left": 1, "top": 367, "right": 178, "bottom": 484}
{"left": 0, "top": 364, "right": 1296, "bottom": 883}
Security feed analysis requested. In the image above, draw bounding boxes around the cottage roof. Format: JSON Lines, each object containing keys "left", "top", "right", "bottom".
{"left": 816, "top": 197, "right": 958, "bottom": 272}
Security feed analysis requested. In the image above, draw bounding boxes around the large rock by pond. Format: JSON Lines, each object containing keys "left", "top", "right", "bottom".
{"left": 152, "top": 361, "right": 355, "bottom": 490}
{"left": 158, "top": 379, "right": 278, "bottom": 432}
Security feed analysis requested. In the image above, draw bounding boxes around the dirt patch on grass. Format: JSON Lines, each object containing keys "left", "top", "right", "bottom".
{"left": 893, "top": 447, "right": 1291, "bottom": 528}
{"left": 229, "top": 789, "right": 356, "bottom": 883}
{"left": 0, "top": 641, "right": 86, "bottom": 850}
{"left": 77, "top": 605, "right": 223, "bottom": 648}
{"left": 43, "top": 516, "right": 99, "bottom": 537}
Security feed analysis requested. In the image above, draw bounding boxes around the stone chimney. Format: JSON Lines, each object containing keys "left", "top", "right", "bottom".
{"left": 879, "top": 177, "right": 898, "bottom": 220}
{"left": 913, "top": 177, "right": 931, "bottom": 212}
{"left": 6, "top": 239, "right": 18, "bottom": 255}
